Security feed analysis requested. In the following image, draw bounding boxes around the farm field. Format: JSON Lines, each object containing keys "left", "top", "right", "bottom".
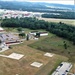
{"left": 0, "top": 29, "right": 68, "bottom": 75}
{"left": 39, "top": 18, "right": 75, "bottom": 26}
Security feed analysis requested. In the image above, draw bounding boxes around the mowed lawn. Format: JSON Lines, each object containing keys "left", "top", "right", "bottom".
{"left": 0, "top": 37, "right": 68, "bottom": 75}
{"left": 39, "top": 18, "right": 75, "bottom": 26}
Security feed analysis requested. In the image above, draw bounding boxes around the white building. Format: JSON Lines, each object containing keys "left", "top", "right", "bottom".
{"left": 0, "top": 27, "right": 5, "bottom": 32}
{"left": 29, "top": 31, "right": 48, "bottom": 36}
{"left": 40, "top": 32, "right": 48, "bottom": 36}
{"left": 52, "top": 62, "right": 72, "bottom": 75}
{"left": 0, "top": 42, "right": 9, "bottom": 52}
{"left": 29, "top": 31, "right": 39, "bottom": 36}
{"left": 0, "top": 9, "right": 34, "bottom": 19}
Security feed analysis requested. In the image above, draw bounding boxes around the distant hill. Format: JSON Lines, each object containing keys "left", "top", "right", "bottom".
{"left": 42, "top": 3, "right": 75, "bottom": 9}
{"left": 0, "top": 1, "right": 75, "bottom": 10}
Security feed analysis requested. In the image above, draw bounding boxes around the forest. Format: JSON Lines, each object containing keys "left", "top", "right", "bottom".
{"left": 42, "top": 11, "right": 75, "bottom": 19}
{"left": 1, "top": 17, "right": 75, "bottom": 44}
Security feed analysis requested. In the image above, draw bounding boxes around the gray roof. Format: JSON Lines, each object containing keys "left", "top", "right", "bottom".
{"left": 0, "top": 33, "right": 19, "bottom": 42}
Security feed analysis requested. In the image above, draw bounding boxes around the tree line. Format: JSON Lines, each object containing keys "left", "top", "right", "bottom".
{"left": 42, "top": 11, "right": 75, "bottom": 19}
{"left": 1, "top": 17, "right": 75, "bottom": 44}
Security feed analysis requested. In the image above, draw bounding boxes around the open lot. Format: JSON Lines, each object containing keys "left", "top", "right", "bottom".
{"left": 39, "top": 18, "right": 75, "bottom": 26}
{"left": 0, "top": 27, "right": 74, "bottom": 75}
{"left": 0, "top": 34, "right": 68, "bottom": 75}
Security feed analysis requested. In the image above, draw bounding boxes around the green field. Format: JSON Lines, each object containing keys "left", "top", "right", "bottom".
{"left": 39, "top": 18, "right": 75, "bottom": 26}
{"left": 0, "top": 35, "right": 68, "bottom": 75}
{"left": 29, "top": 33, "right": 75, "bottom": 62}
{"left": 4, "top": 28, "right": 75, "bottom": 62}
{"left": 0, "top": 28, "right": 69, "bottom": 75}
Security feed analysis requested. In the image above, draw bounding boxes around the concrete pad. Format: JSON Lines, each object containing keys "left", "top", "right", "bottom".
{"left": 0, "top": 54, "right": 8, "bottom": 58}
{"left": 8, "top": 53, "right": 24, "bottom": 60}
{"left": 44, "top": 52, "right": 54, "bottom": 57}
{"left": 31, "top": 62, "right": 43, "bottom": 68}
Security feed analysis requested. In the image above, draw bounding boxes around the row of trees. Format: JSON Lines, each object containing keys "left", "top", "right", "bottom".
{"left": 1, "top": 17, "right": 75, "bottom": 44}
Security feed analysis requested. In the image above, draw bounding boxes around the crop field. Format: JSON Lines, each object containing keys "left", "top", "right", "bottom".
{"left": 39, "top": 18, "right": 75, "bottom": 26}
{"left": 0, "top": 33, "right": 68, "bottom": 75}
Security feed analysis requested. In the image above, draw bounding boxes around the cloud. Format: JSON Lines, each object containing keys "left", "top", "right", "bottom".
{"left": 1, "top": 0, "right": 74, "bottom": 5}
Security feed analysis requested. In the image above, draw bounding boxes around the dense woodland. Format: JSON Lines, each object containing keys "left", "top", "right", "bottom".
{"left": 42, "top": 11, "right": 75, "bottom": 19}
{"left": 1, "top": 17, "right": 75, "bottom": 44}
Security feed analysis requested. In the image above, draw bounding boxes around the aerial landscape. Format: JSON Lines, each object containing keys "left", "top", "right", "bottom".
{"left": 0, "top": 0, "right": 75, "bottom": 75}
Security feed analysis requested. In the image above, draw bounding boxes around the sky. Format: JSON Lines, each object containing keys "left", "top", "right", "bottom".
{"left": 1, "top": 0, "right": 75, "bottom": 5}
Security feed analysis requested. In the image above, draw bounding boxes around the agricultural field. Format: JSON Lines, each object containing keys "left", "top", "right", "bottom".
{"left": 0, "top": 28, "right": 68, "bottom": 75}
{"left": 39, "top": 18, "right": 75, "bottom": 26}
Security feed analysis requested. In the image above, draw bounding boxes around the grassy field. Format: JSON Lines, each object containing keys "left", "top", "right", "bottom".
{"left": 0, "top": 28, "right": 69, "bottom": 75}
{"left": 0, "top": 27, "right": 74, "bottom": 75}
{"left": 28, "top": 32, "right": 75, "bottom": 74}
{"left": 39, "top": 18, "right": 75, "bottom": 26}
{"left": 0, "top": 39, "right": 68, "bottom": 75}
{"left": 29, "top": 32, "right": 75, "bottom": 63}
{"left": 4, "top": 27, "right": 46, "bottom": 33}
{"left": 29, "top": 34, "right": 75, "bottom": 61}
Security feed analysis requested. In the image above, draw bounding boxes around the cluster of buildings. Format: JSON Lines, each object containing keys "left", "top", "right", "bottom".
{"left": 0, "top": 9, "right": 42, "bottom": 19}
{"left": 0, "top": 27, "right": 49, "bottom": 51}
{"left": 0, "top": 27, "right": 22, "bottom": 52}
{"left": 27, "top": 31, "right": 48, "bottom": 40}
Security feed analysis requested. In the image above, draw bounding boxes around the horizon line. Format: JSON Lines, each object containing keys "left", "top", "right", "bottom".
{"left": 0, "top": 0, "right": 74, "bottom": 5}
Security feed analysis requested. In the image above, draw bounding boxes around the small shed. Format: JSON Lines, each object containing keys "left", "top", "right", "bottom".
{"left": 0, "top": 42, "right": 9, "bottom": 52}
{"left": 0, "top": 27, "right": 5, "bottom": 32}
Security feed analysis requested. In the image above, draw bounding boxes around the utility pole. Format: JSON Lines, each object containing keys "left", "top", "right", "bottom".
{"left": 72, "top": 63, "right": 75, "bottom": 75}
{"left": 73, "top": 63, "right": 75, "bottom": 75}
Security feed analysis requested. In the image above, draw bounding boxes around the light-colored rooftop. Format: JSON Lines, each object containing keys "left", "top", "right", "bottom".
{"left": 52, "top": 62, "right": 72, "bottom": 75}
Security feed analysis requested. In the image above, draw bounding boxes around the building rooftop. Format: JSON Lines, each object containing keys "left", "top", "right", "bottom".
{"left": 0, "top": 27, "right": 4, "bottom": 31}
